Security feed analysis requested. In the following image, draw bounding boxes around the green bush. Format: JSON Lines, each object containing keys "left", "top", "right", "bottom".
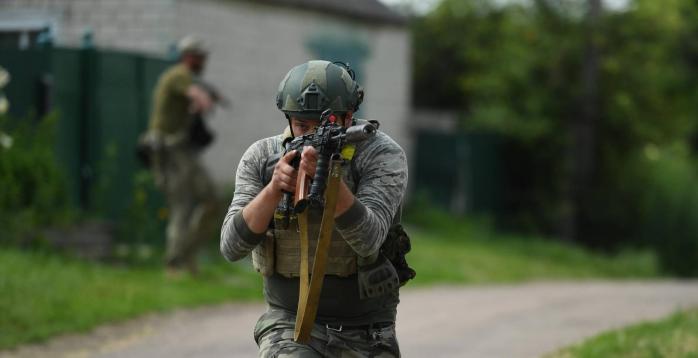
{"left": 0, "top": 113, "right": 72, "bottom": 244}
{"left": 638, "top": 145, "right": 698, "bottom": 277}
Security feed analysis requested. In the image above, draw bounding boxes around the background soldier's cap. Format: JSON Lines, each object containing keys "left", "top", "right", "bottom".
{"left": 177, "top": 35, "right": 208, "bottom": 56}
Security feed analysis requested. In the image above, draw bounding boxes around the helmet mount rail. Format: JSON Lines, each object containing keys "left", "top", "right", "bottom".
{"left": 297, "top": 80, "right": 329, "bottom": 112}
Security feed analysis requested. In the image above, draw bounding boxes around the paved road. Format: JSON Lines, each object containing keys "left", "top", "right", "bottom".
{"left": 4, "top": 281, "right": 698, "bottom": 358}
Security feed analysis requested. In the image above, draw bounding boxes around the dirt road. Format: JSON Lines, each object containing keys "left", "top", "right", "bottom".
{"left": 4, "top": 280, "right": 698, "bottom": 358}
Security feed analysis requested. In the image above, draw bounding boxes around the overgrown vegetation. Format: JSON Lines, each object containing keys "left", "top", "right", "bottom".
{"left": 113, "top": 169, "right": 168, "bottom": 263}
{"left": 0, "top": 113, "right": 74, "bottom": 245}
{"left": 547, "top": 308, "right": 698, "bottom": 357}
{"left": 635, "top": 145, "right": 698, "bottom": 277}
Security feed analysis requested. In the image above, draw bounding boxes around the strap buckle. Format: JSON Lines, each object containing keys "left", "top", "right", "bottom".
{"left": 325, "top": 323, "right": 343, "bottom": 332}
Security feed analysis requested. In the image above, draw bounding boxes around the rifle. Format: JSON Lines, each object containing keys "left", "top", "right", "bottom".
{"left": 188, "top": 79, "right": 230, "bottom": 150}
{"left": 279, "top": 109, "right": 376, "bottom": 343}
{"left": 195, "top": 79, "right": 231, "bottom": 109}
{"left": 277, "top": 110, "right": 376, "bottom": 225}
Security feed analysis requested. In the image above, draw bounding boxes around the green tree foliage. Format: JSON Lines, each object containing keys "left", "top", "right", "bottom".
{"left": 411, "top": 0, "right": 698, "bottom": 266}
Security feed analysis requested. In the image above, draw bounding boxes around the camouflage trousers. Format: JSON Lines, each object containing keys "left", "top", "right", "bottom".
{"left": 254, "top": 308, "right": 400, "bottom": 358}
{"left": 152, "top": 145, "right": 217, "bottom": 270}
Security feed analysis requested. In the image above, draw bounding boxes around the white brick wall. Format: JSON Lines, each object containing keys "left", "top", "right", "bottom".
{"left": 0, "top": 0, "right": 412, "bottom": 189}
{"left": 0, "top": 0, "right": 177, "bottom": 52}
{"left": 362, "top": 26, "right": 412, "bottom": 169}
{"left": 176, "top": 0, "right": 412, "bottom": 187}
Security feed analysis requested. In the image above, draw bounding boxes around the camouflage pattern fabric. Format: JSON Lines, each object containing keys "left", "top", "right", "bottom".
{"left": 154, "top": 144, "right": 217, "bottom": 269}
{"left": 254, "top": 308, "right": 400, "bottom": 358}
{"left": 276, "top": 60, "right": 363, "bottom": 120}
{"left": 147, "top": 62, "right": 217, "bottom": 271}
{"left": 221, "top": 126, "right": 408, "bottom": 261}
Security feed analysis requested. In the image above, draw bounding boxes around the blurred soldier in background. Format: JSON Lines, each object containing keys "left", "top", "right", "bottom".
{"left": 143, "top": 35, "right": 221, "bottom": 276}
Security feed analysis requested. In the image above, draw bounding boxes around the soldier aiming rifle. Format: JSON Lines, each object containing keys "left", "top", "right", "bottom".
{"left": 221, "top": 60, "right": 414, "bottom": 357}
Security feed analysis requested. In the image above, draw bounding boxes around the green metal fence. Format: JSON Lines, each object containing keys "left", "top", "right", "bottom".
{"left": 413, "top": 131, "right": 504, "bottom": 215}
{"left": 2, "top": 44, "right": 505, "bottom": 220}
{"left": 0, "top": 45, "right": 172, "bottom": 220}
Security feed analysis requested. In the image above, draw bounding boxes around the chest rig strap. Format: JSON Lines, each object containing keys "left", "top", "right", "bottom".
{"left": 294, "top": 158, "right": 343, "bottom": 344}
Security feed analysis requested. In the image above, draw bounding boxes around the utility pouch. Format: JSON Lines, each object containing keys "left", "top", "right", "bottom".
{"left": 357, "top": 253, "right": 400, "bottom": 299}
{"left": 381, "top": 224, "right": 416, "bottom": 286}
{"left": 135, "top": 132, "right": 158, "bottom": 168}
{"left": 188, "top": 114, "right": 214, "bottom": 150}
{"left": 251, "top": 230, "right": 275, "bottom": 277}
{"left": 135, "top": 132, "right": 163, "bottom": 168}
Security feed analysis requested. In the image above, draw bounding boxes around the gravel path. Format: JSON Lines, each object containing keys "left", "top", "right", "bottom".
{"left": 4, "top": 280, "right": 698, "bottom": 358}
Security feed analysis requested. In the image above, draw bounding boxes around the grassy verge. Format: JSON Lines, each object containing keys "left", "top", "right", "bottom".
{"left": 405, "top": 213, "right": 658, "bottom": 285}
{"left": 407, "top": 227, "right": 658, "bottom": 285}
{"left": 0, "top": 248, "right": 261, "bottom": 350}
{"left": 547, "top": 308, "right": 698, "bottom": 357}
{"left": 1, "top": 214, "right": 659, "bottom": 350}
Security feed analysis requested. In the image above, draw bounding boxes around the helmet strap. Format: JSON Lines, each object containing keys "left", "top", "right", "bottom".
{"left": 285, "top": 114, "right": 295, "bottom": 137}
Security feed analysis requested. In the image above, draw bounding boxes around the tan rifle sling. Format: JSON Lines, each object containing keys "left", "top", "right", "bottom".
{"left": 294, "top": 158, "right": 343, "bottom": 343}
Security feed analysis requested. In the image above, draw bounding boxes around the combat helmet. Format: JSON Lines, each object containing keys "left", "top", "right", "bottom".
{"left": 177, "top": 35, "right": 208, "bottom": 56}
{"left": 276, "top": 60, "right": 363, "bottom": 121}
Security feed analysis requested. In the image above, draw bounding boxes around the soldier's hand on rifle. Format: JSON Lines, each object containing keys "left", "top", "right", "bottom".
{"left": 271, "top": 150, "right": 300, "bottom": 193}
{"left": 187, "top": 84, "right": 214, "bottom": 114}
{"left": 300, "top": 146, "right": 319, "bottom": 178}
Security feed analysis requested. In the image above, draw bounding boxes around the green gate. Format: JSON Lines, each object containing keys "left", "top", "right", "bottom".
{"left": 0, "top": 45, "right": 172, "bottom": 220}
